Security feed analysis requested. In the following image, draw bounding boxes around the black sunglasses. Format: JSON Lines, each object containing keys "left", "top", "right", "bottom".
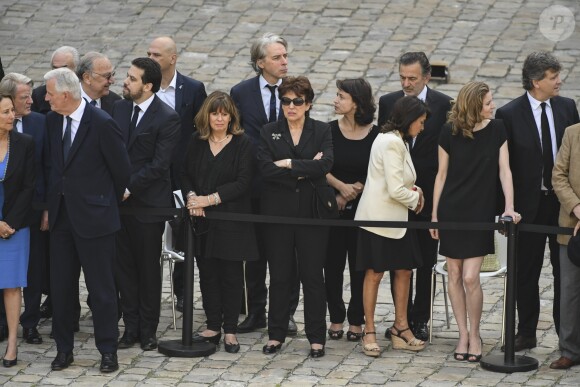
{"left": 280, "top": 97, "right": 305, "bottom": 106}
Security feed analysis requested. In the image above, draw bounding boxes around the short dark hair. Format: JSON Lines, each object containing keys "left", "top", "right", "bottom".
{"left": 278, "top": 76, "right": 314, "bottom": 104}
{"left": 522, "top": 51, "right": 561, "bottom": 91}
{"left": 131, "top": 57, "right": 162, "bottom": 93}
{"left": 336, "top": 78, "right": 376, "bottom": 125}
{"left": 381, "top": 96, "right": 430, "bottom": 142}
{"left": 399, "top": 52, "right": 431, "bottom": 77}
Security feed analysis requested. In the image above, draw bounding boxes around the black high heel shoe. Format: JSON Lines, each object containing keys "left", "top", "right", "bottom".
{"left": 224, "top": 341, "right": 240, "bottom": 353}
{"left": 3, "top": 347, "right": 17, "bottom": 368}
{"left": 467, "top": 338, "right": 483, "bottom": 363}
{"left": 192, "top": 332, "right": 221, "bottom": 345}
{"left": 310, "top": 345, "right": 325, "bottom": 358}
{"left": 262, "top": 342, "right": 282, "bottom": 354}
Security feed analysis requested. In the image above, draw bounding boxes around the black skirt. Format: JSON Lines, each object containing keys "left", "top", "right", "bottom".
{"left": 356, "top": 228, "right": 422, "bottom": 272}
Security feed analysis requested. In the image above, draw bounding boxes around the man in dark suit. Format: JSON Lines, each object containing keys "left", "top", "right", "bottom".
{"left": 112, "top": 57, "right": 180, "bottom": 351}
{"left": 496, "top": 51, "right": 580, "bottom": 351}
{"left": 0, "top": 73, "right": 47, "bottom": 345}
{"left": 230, "top": 33, "right": 299, "bottom": 335}
{"left": 32, "top": 46, "right": 80, "bottom": 115}
{"left": 77, "top": 52, "right": 121, "bottom": 115}
{"left": 147, "top": 36, "right": 207, "bottom": 312}
{"left": 43, "top": 68, "right": 130, "bottom": 373}
{"left": 378, "top": 52, "right": 452, "bottom": 342}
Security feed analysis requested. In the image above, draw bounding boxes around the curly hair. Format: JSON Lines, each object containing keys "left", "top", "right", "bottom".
{"left": 447, "top": 81, "right": 490, "bottom": 139}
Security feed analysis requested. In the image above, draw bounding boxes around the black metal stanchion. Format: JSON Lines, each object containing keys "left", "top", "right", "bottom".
{"left": 158, "top": 214, "right": 216, "bottom": 357}
{"left": 481, "top": 216, "right": 538, "bottom": 372}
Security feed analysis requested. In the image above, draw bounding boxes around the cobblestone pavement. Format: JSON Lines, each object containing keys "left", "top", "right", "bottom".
{"left": 1, "top": 0, "right": 580, "bottom": 385}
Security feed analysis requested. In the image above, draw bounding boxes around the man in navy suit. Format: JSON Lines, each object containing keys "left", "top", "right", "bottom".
{"left": 43, "top": 68, "right": 130, "bottom": 373}
{"left": 147, "top": 36, "right": 207, "bottom": 311}
{"left": 0, "top": 73, "right": 47, "bottom": 345}
{"left": 77, "top": 52, "right": 121, "bottom": 115}
{"left": 112, "top": 57, "right": 180, "bottom": 351}
{"left": 496, "top": 52, "right": 580, "bottom": 351}
{"left": 230, "top": 33, "right": 299, "bottom": 335}
{"left": 32, "top": 46, "right": 80, "bottom": 115}
{"left": 378, "top": 52, "right": 452, "bottom": 342}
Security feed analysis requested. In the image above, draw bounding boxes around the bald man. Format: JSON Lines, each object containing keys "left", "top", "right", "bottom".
{"left": 147, "top": 36, "right": 206, "bottom": 312}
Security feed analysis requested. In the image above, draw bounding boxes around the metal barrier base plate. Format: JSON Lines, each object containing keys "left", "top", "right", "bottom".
{"left": 480, "top": 354, "right": 538, "bottom": 373}
{"left": 158, "top": 340, "right": 216, "bottom": 357}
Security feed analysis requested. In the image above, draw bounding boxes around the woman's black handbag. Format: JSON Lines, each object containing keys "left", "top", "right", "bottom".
{"left": 311, "top": 182, "right": 339, "bottom": 219}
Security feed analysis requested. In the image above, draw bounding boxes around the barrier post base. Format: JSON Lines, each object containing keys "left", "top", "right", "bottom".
{"left": 158, "top": 340, "right": 216, "bottom": 357}
{"left": 480, "top": 354, "right": 538, "bottom": 373}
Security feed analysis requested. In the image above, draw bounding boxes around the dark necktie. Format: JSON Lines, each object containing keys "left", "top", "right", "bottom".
{"left": 13, "top": 119, "right": 19, "bottom": 132}
{"left": 129, "top": 105, "right": 141, "bottom": 140}
{"left": 266, "top": 85, "right": 277, "bottom": 123}
{"left": 62, "top": 116, "right": 72, "bottom": 161}
{"left": 89, "top": 99, "right": 97, "bottom": 106}
{"left": 540, "top": 102, "right": 554, "bottom": 190}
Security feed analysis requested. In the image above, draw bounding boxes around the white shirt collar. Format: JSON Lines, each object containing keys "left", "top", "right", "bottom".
{"left": 259, "top": 75, "right": 282, "bottom": 89}
{"left": 69, "top": 98, "right": 86, "bottom": 122}
{"left": 406, "top": 85, "right": 428, "bottom": 102}
{"left": 161, "top": 70, "right": 178, "bottom": 91}
{"left": 80, "top": 83, "right": 99, "bottom": 107}
{"left": 134, "top": 93, "right": 155, "bottom": 114}
{"left": 526, "top": 91, "right": 551, "bottom": 110}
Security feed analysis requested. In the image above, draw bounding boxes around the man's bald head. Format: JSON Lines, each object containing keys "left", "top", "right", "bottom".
{"left": 147, "top": 36, "right": 177, "bottom": 73}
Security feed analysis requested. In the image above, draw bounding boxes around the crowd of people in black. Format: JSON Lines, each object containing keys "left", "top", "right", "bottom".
{"left": 1, "top": 32, "right": 579, "bottom": 373}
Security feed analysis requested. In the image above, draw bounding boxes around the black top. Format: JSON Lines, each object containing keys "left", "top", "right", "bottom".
{"left": 181, "top": 132, "right": 258, "bottom": 261}
{"left": 328, "top": 120, "right": 378, "bottom": 214}
{"left": 437, "top": 119, "right": 506, "bottom": 258}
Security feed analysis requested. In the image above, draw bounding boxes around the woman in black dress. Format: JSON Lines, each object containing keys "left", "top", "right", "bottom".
{"left": 182, "top": 91, "right": 258, "bottom": 353}
{"left": 325, "top": 78, "right": 378, "bottom": 342}
{"left": 258, "top": 76, "right": 333, "bottom": 358}
{"left": 430, "top": 81, "right": 519, "bottom": 362}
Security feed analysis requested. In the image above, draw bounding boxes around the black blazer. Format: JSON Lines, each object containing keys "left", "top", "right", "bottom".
{"left": 45, "top": 103, "right": 131, "bottom": 238}
{"left": 111, "top": 95, "right": 181, "bottom": 222}
{"left": 1, "top": 131, "right": 35, "bottom": 230}
{"left": 181, "top": 133, "right": 258, "bottom": 261}
{"left": 21, "top": 112, "right": 46, "bottom": 202}
{"left": 171, "top": 72, "right": 207, "bottom": 189}
{"left": 257, "top": 117, "right": 333, "bottom": 217}
{"left": 496, "top": 93, "right": 580, "bottom": 220}
{"left": 99, "top": 91, "right": 122, "bottom": 116}
{"left": 231, "top": 76, "right": 285, "bottom": 197}
{"left": 31, "top": 85, "right": 51, "bottom": 115}
{"left": 378, "top": 88, "right": 452, "bottom": 216}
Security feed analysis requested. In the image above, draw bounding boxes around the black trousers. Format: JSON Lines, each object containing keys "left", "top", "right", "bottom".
{"left": 324, "top": 210, "right": 364, "bottom": 326}
{"left": 263, "top": 223, "right": 328, "bottom": 345}
{"left": 516, "top": 192, "right": 560, "bottom": 337}
{"left": 389, "top": 214, "right": 438, "bottom": 323}
{"left": 197, "top": 253, "right": 243, "bottom": 334}
{"left": 116, "top": 215, "right": 164, "bottom": 337}
{"left": 50, "top": 204, "right": 118, "bottom": 354}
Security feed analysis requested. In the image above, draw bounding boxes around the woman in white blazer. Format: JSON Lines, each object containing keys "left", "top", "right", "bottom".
{"left": 355, "top": 96, "right": 429, "bottom": 356}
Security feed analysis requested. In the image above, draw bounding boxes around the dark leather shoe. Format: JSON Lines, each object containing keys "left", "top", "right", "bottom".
{"left": 262, "top": 342, "right": 282, "bottom": 354}
{"left": 224, "top": 341, "right": 240, "bottom": 353}
{"left": 51, "top": 351, "right": 74, "bottom": 371}
{"left": 237, "top": 314, "right": 266, "bottom": 333}
{"left": 3, "top": 348, "right": 17, "bottom": 368}
{"left": 287, "top": 316, "right": 297, "bottom": 336}
{"left": 140, "top": 335, "right": 158, "bottom": 351}
{"left": 118, "top": 330, "right": 139, "bottom": 349}
{"left": 411, "top": 321, "right": 429, "bottom": 342}
{"left": 23, "top": 327, "right": 43, "bottom": 344}
{"left": 100, "top": 353, "right": 119, "bottom": 373}
{"left": 550, "top": 356, "right": 580, "bottom": 370}
{"left": 192, "top": 332, "right": 221, "bottom": 345}
{"left": 501, "top": 335, "right": 537, "bottom": 352}
{"left": 40, "top": 298, "right": 52, "bottom": 319}
{"left": 0, "top": 326, "right": 7, "bottom": 342}
{"left": 310, "top": 346, "right": 325, "bottom": 358}
{"left": 176, "top": 296, "right": 184, "bottom": 313}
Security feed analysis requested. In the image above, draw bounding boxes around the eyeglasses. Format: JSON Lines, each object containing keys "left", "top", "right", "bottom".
{"left": 280, "top": 97, "right": 305, "bottom": 106}
{"left": 92, "top": 71, "right": 116, "bottom": 80}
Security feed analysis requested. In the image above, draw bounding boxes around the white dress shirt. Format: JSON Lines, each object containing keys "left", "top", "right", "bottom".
{"left": 259, "top": 75, "right": 282, "bottom": 121}
{"left": 156, "top": 70, "right": 177, "bottom": 110}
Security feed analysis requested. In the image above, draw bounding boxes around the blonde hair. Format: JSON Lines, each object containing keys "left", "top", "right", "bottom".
{"left": 195, "top": 91, "right": 243, "bottom": 140}
{"left": 448, "top": 81, "right": 490, "bottom": 139}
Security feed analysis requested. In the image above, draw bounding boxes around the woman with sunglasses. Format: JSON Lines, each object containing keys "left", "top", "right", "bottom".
{"left": 325, "top": 78, "right": 378, "bottom": 342}
{"left": 257, "top": 76, "right": 333, "bottom": 358}
{"left": 182, "top": 91, "right": 259, "bottom": 353}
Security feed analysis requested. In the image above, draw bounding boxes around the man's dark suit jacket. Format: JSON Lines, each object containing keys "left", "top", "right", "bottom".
{"left": 496, "top": 93, "right": 580, "bottom": 221}
{"left": 231, "top": 76, "right": 284, "bottom": 196}
{"left": 2, "top": 131, "right": 35, "bottom": 230}
{"left": 21, "top": 112, "right": 46, "bottom": 203}
{"left": 44, "top": 103, "right": 130, "bottom": 238}
{"left": 170, "top": 72, "right": 207, "bottom": 188}
{"left": 257, "top": 117, "right": 334, "bottom": 217}
{"left": 111, "top": 95, "right": 181, "bottom": 223}
{"left": 97, "top": 91, "right": 121, "bottom": 116}
{"left": 378, "top": 88, "right": 452, "bottom": 216}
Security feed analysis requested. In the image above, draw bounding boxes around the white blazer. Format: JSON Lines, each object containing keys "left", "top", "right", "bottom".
{"left": 355, "top": 131, "right": 419, "bottom": 239}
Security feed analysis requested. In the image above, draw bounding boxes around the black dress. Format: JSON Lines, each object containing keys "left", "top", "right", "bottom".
{"left": 437, "top": 120, "right": 506, "bottom": 258}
